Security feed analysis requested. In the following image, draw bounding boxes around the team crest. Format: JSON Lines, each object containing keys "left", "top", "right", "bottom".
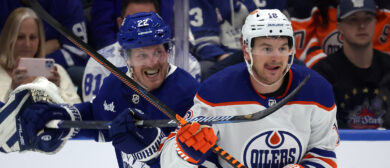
{"left": 243, "top": 130, "right": 303, "bottom": 168}
{"left": 352, "top": 0, "right": 364, "bottom": 7}
{"left": 322, "top": 30, "right": 343, "bottom": 55}
{"left": 103, "top": 100, "right": 116, "bottom": 112}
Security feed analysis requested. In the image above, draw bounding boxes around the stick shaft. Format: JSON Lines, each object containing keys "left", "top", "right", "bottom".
{"left": 23, "top": 1, "right": 244, "bottom": 167}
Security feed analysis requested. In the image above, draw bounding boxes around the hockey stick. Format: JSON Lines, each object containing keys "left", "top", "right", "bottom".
{"left": 22, "top": 0, "right": 245, "bottom": 167}
{"left": 46, "top": 74, "right": 309, "bottom": 129}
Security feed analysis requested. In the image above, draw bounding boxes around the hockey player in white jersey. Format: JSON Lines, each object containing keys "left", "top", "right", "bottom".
{"left": 160, "top": 9, "right": 339, "bottom": 168}
{"left": 83, "top": 0, "right": 201, "bottom": 102}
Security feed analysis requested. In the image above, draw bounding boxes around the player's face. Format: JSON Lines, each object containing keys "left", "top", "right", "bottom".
{"left": 14, "top": 18, "right": 39, "bottom": 59}
{"left": 128, "top": 44, "right": 169, "bottom": 91}
{"left": 338, "top": 11, "right": 376, "bottom": 48}
{"left": 245, "top": 37, "right": 291, "bottom": 85}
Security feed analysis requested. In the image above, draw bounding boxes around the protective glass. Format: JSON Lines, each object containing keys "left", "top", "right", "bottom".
{"left": 250, "top": 44, "right": 292, "bottom": 57}
{"left": 125, "top": 45, "right": 168, "bottom": 67}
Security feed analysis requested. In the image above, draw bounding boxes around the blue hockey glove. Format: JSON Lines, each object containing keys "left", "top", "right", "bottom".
{"left": 19, "top": 102, "right": 81, "bottom": 153}
{"left": 110, "top": 108, "right": 165, "bottom": 163}
{"left": 0, "top": 78, "right": 81, "bottom": 154}
{"left": 176, "top": 122, "right": 217, "bottom": 164}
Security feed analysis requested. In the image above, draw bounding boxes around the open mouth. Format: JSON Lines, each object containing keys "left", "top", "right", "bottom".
{"left": 265, "top": 65, "right": 280, "bottom": 71}
{"left": 144, "top": 69, "right": 160, "bottom": 77}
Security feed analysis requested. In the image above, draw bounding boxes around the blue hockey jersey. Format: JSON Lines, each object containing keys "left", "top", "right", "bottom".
{"left": 0, "top": 0, "right": 88, "bottom": 69}
{"left": 189, "top": 0, "right": 287, "bottom": 61}
{"left": 75, "top": 65, "right": 200, "bottom": 168}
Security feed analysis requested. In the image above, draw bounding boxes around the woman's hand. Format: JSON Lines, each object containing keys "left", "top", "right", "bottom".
{"left": 11, "top": 67, "right": 30, "bottom": 89}
{"left": 47, "top": 65, "right": 60, "bottom": 87}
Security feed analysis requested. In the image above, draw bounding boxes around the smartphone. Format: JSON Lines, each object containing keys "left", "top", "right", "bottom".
{"left": 18, "top": 58, "right": 55, "bottom": 77}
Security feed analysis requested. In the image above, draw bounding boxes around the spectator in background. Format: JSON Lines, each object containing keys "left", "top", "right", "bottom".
{"left": 0, "top": 0, "right": 88, "bottom": 70}
{"left": 83, "top": 0, "right": 200, "bottom": 102}
{"left": 290, "top": 0, "right": 390, "bottom": 68}
{"left": 0, "top": 7, "right": 80, "bottom": 104}
{"left": 189, "top": 0, "right": 288, "bottom": 80}
{"left": 312, "top": 0, "right": 390, "bottom": 129}
{"left": 0, "top": 0, "right": 89, "bottom": 99}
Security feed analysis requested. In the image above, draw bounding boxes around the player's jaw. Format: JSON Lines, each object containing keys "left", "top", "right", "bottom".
{"left": 132, "top": 61, "right": 169, "bottom": 91}
{"left": 253, "top": 60, "right": 286, "bottom": 85}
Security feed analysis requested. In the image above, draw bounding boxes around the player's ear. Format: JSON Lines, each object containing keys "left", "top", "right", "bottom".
{"left": 243, "top": 45, "right": 251, "bottom": 62}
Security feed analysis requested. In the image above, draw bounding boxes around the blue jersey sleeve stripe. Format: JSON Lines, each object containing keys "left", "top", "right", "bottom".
{"left": 301, "top": 160, "right": 326, "bottom": 168}
{"left": 308, "top": 147, "right": 336, "bottom": 158}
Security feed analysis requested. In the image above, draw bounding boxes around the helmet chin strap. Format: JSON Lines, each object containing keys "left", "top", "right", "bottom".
{"left": 245, "top": 52, "right": 293, "bottom": 87}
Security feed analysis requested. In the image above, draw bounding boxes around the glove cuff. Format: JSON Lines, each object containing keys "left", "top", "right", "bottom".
{"left": 57, "top": 104, "right": 82, "bottom": 140}
{"left": 129, "top": 128, "right": 166, "bottom": 162}
{"left": 175, "top": 139, "right": 201, "bottom": 164}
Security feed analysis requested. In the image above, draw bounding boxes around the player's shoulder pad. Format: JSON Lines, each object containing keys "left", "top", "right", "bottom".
{"left": 290, "top": 65, "right": 335, "bottom": 109}
{"left": 196, "top": 63, "right": 252, "bottom": 104}
{"left": 101, "top": 66, "right": 128, "bottom": 86}
{"left": 160, "top": 65, "right": 200, "bottom": 94}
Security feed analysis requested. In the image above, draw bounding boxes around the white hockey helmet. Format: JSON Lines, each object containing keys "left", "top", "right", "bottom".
{"left": 242, "top": 9, "right": 295, "bottom": 86}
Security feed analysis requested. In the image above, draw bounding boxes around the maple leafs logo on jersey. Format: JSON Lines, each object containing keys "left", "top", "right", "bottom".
{"left": 103, "top": 100, "right": 116, "bottom": 112}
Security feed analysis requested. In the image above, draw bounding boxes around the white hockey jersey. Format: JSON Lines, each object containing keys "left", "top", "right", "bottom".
{"left": 160, "top": 63, "right": 339, "bottom": 168}
{"left": 82, "top": 42, "right": 201, "bottom": 102}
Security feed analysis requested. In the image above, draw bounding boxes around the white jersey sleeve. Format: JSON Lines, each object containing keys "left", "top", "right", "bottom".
{"left": 82, "top": 42, "right": 127, "bottom": 102}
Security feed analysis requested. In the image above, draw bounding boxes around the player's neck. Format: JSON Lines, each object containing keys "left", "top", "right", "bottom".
{"left": 343, "top": 43, "right": 373, "bottom": 69}
{"left": 250, "top": 75, "right": 284, "bottom": 95}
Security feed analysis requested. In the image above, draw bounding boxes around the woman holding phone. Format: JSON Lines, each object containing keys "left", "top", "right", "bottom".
{"left": 0, "top": 7, "right": 80, "bottom": 104}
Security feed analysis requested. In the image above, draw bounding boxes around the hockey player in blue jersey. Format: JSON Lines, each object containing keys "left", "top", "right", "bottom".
{"left": 0, "top": 0, "right": 88, "bottom": 69}
{"left": 160, "top": 9, "right": 339, "bottom": 167}
{"left": 0, "top": 12, "right": 200, "bottom": 168}
{"left": 82, "top": 0, "right": 201, "bottom": 102}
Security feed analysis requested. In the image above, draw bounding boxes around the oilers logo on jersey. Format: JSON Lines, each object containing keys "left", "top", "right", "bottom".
{"left": 243, "top": 130, "right": 303, "bottom": 168}
{"left": 322, "top": 30, "right": 343, "bottom": 55}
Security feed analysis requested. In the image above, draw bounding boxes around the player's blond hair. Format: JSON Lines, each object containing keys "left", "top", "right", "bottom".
{"left": 0, "top": 7, "right": 46, "bottom": 70}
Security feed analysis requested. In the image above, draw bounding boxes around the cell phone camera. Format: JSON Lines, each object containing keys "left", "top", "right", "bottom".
{"left": 45, "top": 60, "right": 54, "bottom": 68}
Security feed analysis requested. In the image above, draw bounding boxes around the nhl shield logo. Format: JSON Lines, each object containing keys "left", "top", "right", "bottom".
{"left": 243, "top": 130, "right": 303, "bottom": 168}
{"left": 268, "top": 99, "right": 277, "bottom": 107}
{"left": 132, "top": 94, "right": 140, "bottom": 104}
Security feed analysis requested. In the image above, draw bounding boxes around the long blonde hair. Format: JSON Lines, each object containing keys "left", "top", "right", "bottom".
{"left": 0, "top": 7, "right": 46, "bottom": 70}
